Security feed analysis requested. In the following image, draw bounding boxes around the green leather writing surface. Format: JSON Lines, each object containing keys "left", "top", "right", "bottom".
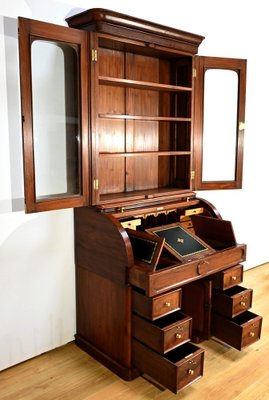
{"left": 152, "top": 225, "right": 208, "bottom": 258}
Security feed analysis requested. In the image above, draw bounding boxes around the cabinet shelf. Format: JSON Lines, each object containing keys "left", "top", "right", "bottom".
{"left": 99, "top": 187, "right": 192, "bottom": 205}
{"left": 99, "top": 76, "right": 192, "bottom": 93}
{"left": 99, "top": 151, "right": 191, "bottom": 158}
{"left": 98, "top": 114, "right": 191, "bottom": 122}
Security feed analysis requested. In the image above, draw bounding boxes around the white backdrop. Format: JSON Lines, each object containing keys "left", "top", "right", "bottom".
{"left": 0, "top": 0, "right": 268, "bottom": 370}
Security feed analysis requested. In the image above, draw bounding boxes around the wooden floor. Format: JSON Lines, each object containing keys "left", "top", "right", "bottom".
{"left": 0, "top": 263, "right": 268, "bottom": 400}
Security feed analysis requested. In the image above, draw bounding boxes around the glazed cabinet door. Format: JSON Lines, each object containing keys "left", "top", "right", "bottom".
{"left": 192, "top": 56, "right": 246, "bottom": 190}
{"left": 18, "top": 18, "right": 89, "bottom": 212}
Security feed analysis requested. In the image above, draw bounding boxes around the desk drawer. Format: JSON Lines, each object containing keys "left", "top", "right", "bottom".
{"left": 129, "top": 244, "right": 246, "bottom": 297}
{"left": 133, "top": 311, "right": 192, "bottom": 353}
{"left": 212, "top": 286, "right": 253, "bottom": 318}
{"left": 212, "top": 264, "right": 243, "bottom": 290}
{"left": 211, "top": 311, "right": 262, "bottom": 350}
{"left": 133, "top": 289, "right": 181, "bottom": 320}
{"left": 133, "top": 340, "right": 204, "bottom": 393}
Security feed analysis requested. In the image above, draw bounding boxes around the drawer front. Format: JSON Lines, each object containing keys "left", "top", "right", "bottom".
{"left": 211, "top": 311, "right": 262, "bottom": 350}
{"left": 132, "top": 311, "right": 192, "bottom": 353}
{"left": 241, "top": 313, "right": 263, "bottom": 348}
{"left": 212, "top": 264, "right": 243, "bottom": 290}
{"left": 153, "top": 290, "right": 181, "bottom": 319}
{"left": 133, "top": 339, "right": 204, "bottom": 393}
{"left": 177, "top": 351, "right": 203, "bottom": 391}
{"left": 164, "top": 318, "right": 192, "bottom": 353}
{"left": 212, "top": 286, "right": 253, "bottom": 318}
{"left": 133, "top": 289, "right": 181, "bottom": 320}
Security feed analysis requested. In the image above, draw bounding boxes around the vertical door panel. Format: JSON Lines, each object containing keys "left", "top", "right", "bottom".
{"left": 193, "top": 56, "right": 246, "bottom": 190}
{"left": 19, "top": 18, "right": 89, "bottom": 212}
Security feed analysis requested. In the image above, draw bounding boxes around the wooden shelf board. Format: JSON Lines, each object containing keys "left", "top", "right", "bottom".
{"left": 99, "top": 76, "right": 192, "bottom": 92}
{"left": 98, "top": 114, "right": 191, "bottom": 122}
{"left": 99, "top": 151, "right": 191, "bottom": 158}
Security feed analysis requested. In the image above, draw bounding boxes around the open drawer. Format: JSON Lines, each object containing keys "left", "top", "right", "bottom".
{"left": 212, "top": 285, "right": 253, "bottom": 318}
{"left": 132, "top": 340, "right": 204, "bottom": 393}
{"left": 132, "top": 311, "right": 192, "bottom": 353}
{"left": 211, "top": 311, "right": 262, "bottom": 350}
{"left": 129, "top": 244, "right": 246, "bottom": 296}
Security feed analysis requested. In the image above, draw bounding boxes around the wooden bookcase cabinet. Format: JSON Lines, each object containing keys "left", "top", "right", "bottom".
{"left": 18, "top": 9, "right": 262, "bottom": 394}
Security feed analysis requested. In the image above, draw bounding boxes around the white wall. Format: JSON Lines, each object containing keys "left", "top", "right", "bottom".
{"left": 0, "top": 0, "right": 268, "bottom": 371}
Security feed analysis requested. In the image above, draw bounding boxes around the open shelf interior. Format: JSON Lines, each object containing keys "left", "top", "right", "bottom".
{"left": 96, "top": 35, "right": 193, "bottom": 204}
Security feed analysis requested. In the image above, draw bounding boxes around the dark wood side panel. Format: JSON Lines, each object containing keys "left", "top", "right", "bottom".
{"left": 74, "top": 207, "right": 133, "bottom": 285}
{"left": 74, "top": 206, "right": 136, "bottom": 378}
{"left": 76, "top": 266, "right": 133, "bottom": 368}
{"left": 181, "top": 280, "right": 212, "bottom": 342}
{"left": 98, "top": 47, "right": 126, "bottom": 195}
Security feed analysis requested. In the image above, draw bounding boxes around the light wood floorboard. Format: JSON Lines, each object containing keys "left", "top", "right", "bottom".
{"left": 0, "top": 263, "right": 268, "bottom": 399}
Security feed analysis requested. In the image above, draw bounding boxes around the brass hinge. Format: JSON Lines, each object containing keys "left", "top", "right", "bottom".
{"left": 91, "top": 49, "right": 97, "bottom": 62}
{"left": 239, "top": 121, "right": 245, "bottom": 131}
{"left": 193, "top": 68, "right": 197, "bottom": 78}
{"left": 191, "top": 170, "right": 196, "bottom": 180}
{"left": 93, "top": 179, "right": 99, "bottom": 190}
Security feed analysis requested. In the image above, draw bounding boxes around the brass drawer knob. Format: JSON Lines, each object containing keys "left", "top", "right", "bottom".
{"left": 164, "top": 301, "right": 171, "bottom": 307}
{"left": 240, "top": 301, "right": 246, "bottom": 307}
{"left": 187, "top": 369, "right": 194, "bottom": 375}
{"left": 249, "top": 331, "right": 255, "bottom": 337}
{"left": 231, "top": 276, "right": 237, "bottom": 281}
{"left": 175, "top": 333, "right": 182, "bottom": 339}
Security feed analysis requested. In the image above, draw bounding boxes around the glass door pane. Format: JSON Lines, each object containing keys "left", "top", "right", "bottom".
{"left": 193, "top": 56, "right": 246, "bottom": 190}
{"left": 202, "top": 69, "right": 238, "bottom": 181}
{"left": 31, "top": 40, "right": 81, "bottom": 199}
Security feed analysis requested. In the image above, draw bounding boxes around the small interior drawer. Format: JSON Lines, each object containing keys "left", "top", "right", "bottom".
{"left": 132, "top": 311, "right": 192, "bottom": 353}
{"left": 212, "top": 285, "right": 253, "bottom": 318}
{"left": 211, "top": 311, "right": 262, "bottom": 350}
{"left": 132, "top": 288, "right": 181, "bottom": 320}
{"left": 133, "top": 339, "right": 204, "bottom": 393}
{"left": 212, "top": 264, "right": 243, "bottom": 290}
